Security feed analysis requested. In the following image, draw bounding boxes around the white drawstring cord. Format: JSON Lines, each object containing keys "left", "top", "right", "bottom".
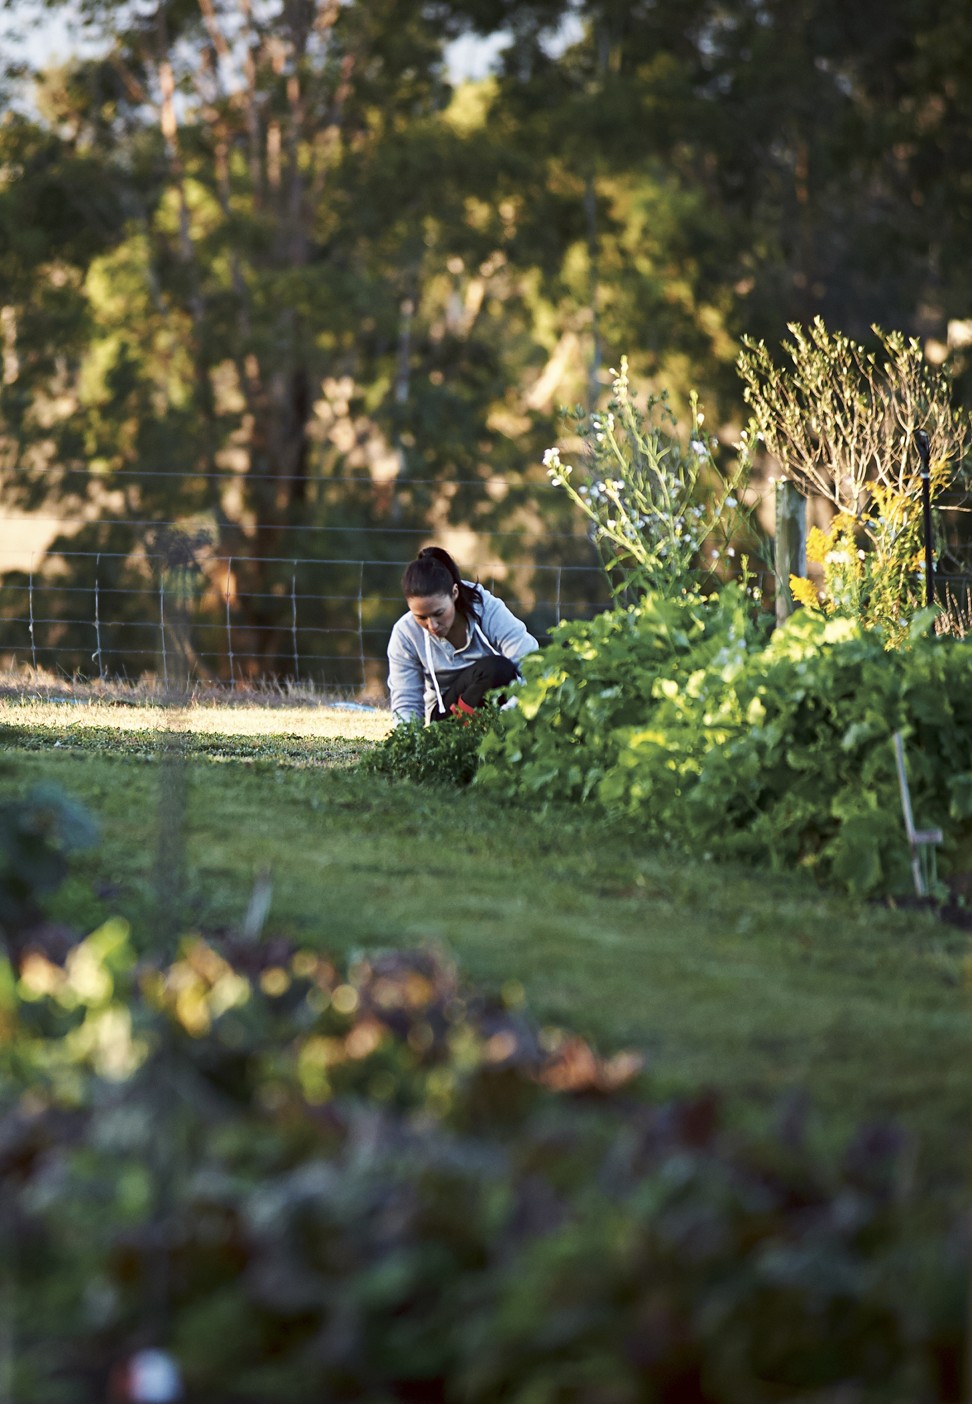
{"left": 471, "top": 619, "right": 501, "bottom": 655}
{"left": 425, "top": 629, "right": 446, "bottom": 714}
{"left": 425, "top": 615, "right": 501, "bottom": 718}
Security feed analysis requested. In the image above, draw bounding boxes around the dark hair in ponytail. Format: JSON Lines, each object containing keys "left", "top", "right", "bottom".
{"left": 402, "top": 546, "right": 482, "bottom": 622}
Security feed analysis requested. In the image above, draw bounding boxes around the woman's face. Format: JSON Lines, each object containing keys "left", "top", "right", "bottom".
{"left": 407, "top": 586, "right": 459, "bottom": 639}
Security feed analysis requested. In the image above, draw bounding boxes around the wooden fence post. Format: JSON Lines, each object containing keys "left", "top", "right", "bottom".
{"left": 775, "top": 480, "right": 807, "bottom": 627}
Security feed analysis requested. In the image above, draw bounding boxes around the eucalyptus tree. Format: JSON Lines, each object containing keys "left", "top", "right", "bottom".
{"left": 473, "top": 0, "right": 972, "bottom": 404}
{"left": 0, "top": 0, "right": 585, "bottom": 677}
{"left": 5, "top": 0, "right": 971, "bottom": 680}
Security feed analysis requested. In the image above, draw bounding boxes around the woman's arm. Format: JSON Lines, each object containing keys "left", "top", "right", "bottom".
{"left": 479, "top": 592, "right": 539, "bottom": 663}
{"left": 387, "top": 624, "right": 426, "bottom": 724}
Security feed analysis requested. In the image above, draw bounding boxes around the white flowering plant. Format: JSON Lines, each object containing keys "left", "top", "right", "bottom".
{"left": 545, "top": 358, "right": 765, "bottom": 601}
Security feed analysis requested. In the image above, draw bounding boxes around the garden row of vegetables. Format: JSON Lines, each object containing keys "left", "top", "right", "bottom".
{"left": 369, "top": 322, "right": 972, "bottom": 900}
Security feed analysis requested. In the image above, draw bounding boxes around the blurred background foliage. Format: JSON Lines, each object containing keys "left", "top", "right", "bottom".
{"left": 2, "top": 0, "right": 972, "bottom": 678}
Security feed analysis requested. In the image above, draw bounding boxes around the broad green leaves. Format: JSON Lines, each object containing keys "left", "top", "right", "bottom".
{"left": 478, "top": 592, "right": 972, "bottom": 896}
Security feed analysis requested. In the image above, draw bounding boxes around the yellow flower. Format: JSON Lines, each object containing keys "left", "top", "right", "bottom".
{"left": 790, "top": 575, "right": 822, "bottom": 610}
{"left": 806, "top": 525, "right": 831, "bottom": 565}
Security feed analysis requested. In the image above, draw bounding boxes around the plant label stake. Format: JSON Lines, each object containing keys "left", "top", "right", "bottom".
{"left": 915, "top": 428, "right": 934, "bottom": 609}
{"left": 892, "top": 731, "right": 942, "bottom": 898}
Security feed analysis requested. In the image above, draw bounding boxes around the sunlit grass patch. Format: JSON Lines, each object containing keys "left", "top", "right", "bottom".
{"left": 0, "top": 696, "right": 393, "bottom": 745}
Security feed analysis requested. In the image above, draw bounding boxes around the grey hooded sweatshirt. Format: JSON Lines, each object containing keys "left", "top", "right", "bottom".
{"left": 387, "top": 582, "right": 539, "bottom": 724}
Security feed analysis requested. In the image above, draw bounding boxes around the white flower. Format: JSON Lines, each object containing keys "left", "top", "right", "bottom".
{"left": 696, "top": 411, "right": 704, "bottom": 426}
{"left": 711, "top": 549, "right": 720, "bottom": 559}
{"left": 606, "top": 412, "right": 615, "bottom": 430}
{"left": 725, "top": 496, "right": 737, "bottom": 508}
{"left": 689, "top": 439, "right": 707, "bottom": 459}
{"left": 727, "top": 547, "right": 736, "bottom": 557}
{"left": 543, "top": 448, "right": 572, "bottom": 479}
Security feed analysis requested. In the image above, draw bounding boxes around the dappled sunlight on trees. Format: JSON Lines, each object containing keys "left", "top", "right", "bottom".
{"left": 2, "top": 0, "right": 971, "bottom": 680}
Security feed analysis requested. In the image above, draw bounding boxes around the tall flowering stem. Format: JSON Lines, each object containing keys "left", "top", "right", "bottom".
{"left": 545, "top": 358, "right": 764, "bottom": 601}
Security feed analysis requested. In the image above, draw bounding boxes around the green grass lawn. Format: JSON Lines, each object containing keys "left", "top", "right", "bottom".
{"left": 2, "top": 699, "right": 971, "bottom": 1213}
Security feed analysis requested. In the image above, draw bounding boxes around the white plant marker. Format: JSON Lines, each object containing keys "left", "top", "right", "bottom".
{"left": 892, "top": 732, "right": 943, "bottom": 898}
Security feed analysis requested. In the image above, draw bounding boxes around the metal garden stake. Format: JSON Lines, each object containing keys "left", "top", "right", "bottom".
{"left": 893, "top": 731, "right": 942, "bottom": 898}
{"left": 915, "top": 428, "right": 934, "bottom": 608}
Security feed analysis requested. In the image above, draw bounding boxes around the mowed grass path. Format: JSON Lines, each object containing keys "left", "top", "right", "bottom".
{"left": 2, "top": 695, "right": 971, "bottom": 1208}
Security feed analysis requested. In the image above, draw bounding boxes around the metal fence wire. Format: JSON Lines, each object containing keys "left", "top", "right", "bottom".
{"left": 0, "top": 525, "right": 616, "bottom": 694}
{"left": 2, "top": 502, "right": 970, "bottom": 697}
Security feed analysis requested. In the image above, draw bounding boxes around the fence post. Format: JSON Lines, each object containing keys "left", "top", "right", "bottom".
{"left": 357, "top": 561, "right": 366, "bottom": 690}
{"left": 224, "top": 557, "right": 235, "bottom": 683}
{"left": 28, "top": 555, "right": 37, "bottom": 671}
{"left": 93, "top": 553, "right": 105, "bottom": 681}
{"left": 158, "top": 571, "right": 168, "bottom": 690}
{"left": 775, "top": 479, "right": 807, "bottom": 628}
{"left": 291, "top": 566, "right": 299, "bottom": 681}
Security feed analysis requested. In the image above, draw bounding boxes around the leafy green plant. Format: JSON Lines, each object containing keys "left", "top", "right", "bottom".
{"left": 478, "top": 586, "right": 765, "bottom": 806}
{"left": 738, "top": 319, "right": 969, "bottom": 633}
{"left": 545, "top": 358, "right": 768, "bottom": 601}
{"left": 478, "top": 593, "right": 972, "bottom": 896}
{"left": 0, "top": 782, "right": 98, "bottom": 960}
{"left": 358, "top": 706, "right": 496, "bottom": 786}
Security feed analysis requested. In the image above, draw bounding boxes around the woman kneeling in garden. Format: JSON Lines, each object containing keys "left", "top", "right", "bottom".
{"left": 387, "top": 547, "right": 538, "bottom": 724}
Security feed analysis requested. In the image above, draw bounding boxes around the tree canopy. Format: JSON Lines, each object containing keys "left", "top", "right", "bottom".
{"left": 2, "top": 0, "right": 970, "bottom": 680}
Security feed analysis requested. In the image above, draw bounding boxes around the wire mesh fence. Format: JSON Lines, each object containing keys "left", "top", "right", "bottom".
{"left": 0, "top": 526, "right": 615, "bottom": 697}
{"left": 2, "top": 497, "right": 970, "bottom": 700}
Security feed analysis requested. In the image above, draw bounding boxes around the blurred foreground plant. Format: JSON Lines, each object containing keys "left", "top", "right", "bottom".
{"left": 0, "top": 784, "right": 967, "bottom": 1404}
{"left": 0, "top": 783, "right": 98, "bottom": 964}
